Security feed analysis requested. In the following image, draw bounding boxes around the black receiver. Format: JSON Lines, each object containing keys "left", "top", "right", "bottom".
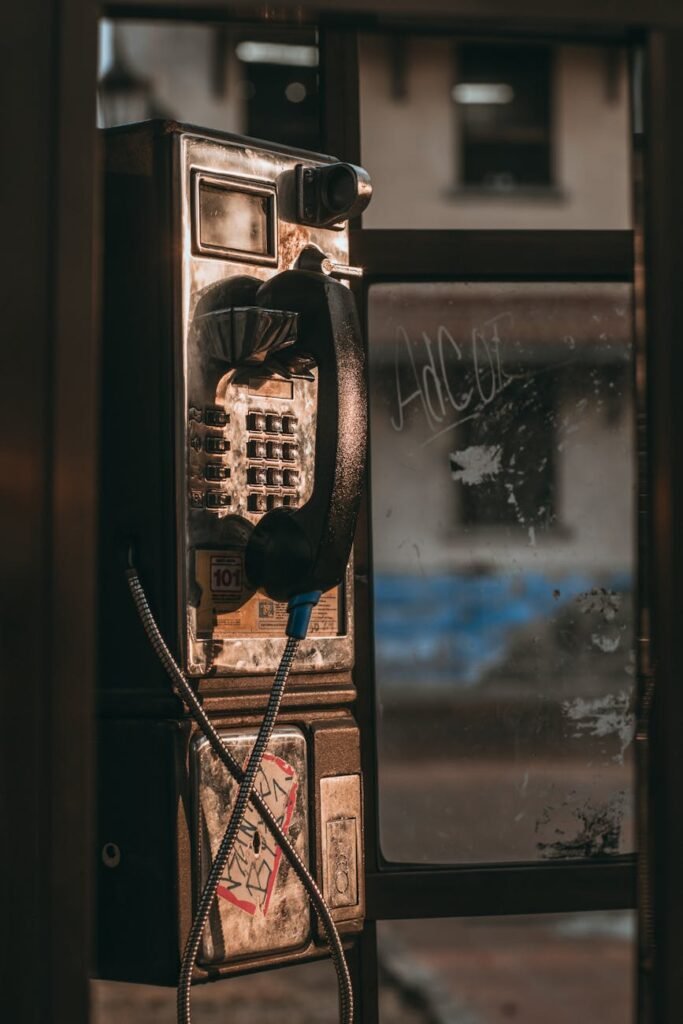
{"left": 245, "top": 270, "right": 367, "bottom": 601}
{"left": 196, "top": 268, "right": 367, "bottom": 603}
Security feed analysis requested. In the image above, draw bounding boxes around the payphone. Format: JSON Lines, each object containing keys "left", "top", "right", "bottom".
{"left": 96, "top": 121, "right": 371, "bottom": 1020}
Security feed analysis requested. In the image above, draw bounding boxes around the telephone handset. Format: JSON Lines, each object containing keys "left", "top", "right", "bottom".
{"left": 205, "top": 268, "right": 367, "bottom": 602}
{"left": 97, "top": 123, "right": 371, "bottom": 1012}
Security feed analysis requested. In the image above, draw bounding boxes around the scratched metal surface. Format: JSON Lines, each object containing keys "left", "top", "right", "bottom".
{"left": 173, "top": 129, "right": 355, "bottom": 676}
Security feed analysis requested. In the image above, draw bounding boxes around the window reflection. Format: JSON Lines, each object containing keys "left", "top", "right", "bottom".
{"left": 369, "top": 282, "right": 635, "bottom": 864}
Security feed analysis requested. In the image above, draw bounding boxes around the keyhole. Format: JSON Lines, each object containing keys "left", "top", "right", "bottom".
{"left": 102, "top": 842, "right": 121, "bottom": 869}
{"left": 252, "top": 831, "right": 261, "bottom": 855}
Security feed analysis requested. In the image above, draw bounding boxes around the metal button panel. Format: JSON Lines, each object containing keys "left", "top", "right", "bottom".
{"left": 186, "top": 369, "right": 316, "bottom": 522}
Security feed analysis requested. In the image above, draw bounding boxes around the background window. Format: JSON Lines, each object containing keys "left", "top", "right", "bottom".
{"left": 454, "top": 44, "right": 553, "bottom": 191}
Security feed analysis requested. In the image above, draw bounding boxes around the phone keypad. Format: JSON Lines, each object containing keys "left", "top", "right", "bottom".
{"left": 245, "top": 406, "right": 302, "bottom": 517}
{"left": 188, "top": 383, "right": 311, "bottom": 520}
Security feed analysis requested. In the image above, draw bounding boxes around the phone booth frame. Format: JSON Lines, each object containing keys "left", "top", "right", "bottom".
{"left": 4, "top": 2, "right": 683, "bottom": 1022}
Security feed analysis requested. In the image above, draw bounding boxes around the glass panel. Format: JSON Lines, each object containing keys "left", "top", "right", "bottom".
{"left": 359, "top": 35, "right": 632, "bottom": 229}
{"left": 197, "top": 180, "right": 272, "bottom": 256}
{"left": 369, "top": 282, "right": 635, "bottom": 864}
{"left": 379, "top": 913, "right": 635, "bottom": 1024}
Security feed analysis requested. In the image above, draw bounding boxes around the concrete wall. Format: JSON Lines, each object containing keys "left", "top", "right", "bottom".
{"left": 359, "top": 36, "right": 632, "bottom": 230}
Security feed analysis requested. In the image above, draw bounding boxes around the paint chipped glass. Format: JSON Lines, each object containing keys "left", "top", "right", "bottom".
{"left": 368, "top": 282, "right": 635, "bottom": 863}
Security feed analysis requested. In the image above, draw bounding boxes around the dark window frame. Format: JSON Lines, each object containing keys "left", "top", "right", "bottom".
{"left": 27, "top": 4, "right": 683, "bottom": 1021}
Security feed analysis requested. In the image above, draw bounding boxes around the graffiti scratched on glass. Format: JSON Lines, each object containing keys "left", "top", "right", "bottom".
{"left": 391, "top": 311, "right": 569, "bottom": 446}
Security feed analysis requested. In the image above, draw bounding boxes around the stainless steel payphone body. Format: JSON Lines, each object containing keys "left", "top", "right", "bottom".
{"left": 97, "top": 121, "right": 368, "bottom": 985}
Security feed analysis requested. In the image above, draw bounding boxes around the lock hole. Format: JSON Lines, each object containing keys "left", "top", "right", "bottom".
{"left": 102, "top": 842, "right": 121, "bottom": 869}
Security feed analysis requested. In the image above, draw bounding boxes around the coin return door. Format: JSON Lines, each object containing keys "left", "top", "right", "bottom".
{"left": 191, "top": 719, "right": 364, "bottom": 971}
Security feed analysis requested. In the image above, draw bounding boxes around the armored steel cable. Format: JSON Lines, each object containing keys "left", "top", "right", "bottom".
{"left": 126, "top": 568, "right": 354, "bottom": 1024}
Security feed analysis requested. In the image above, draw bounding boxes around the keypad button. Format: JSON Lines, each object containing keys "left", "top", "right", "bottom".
{"left": 266, "top": 441, "right": 283, "bottom": 460}
{"left": 283, "top": 495, "right": 298, "bottom": 508}
{"left": 266, "top": 468, "right": 283, "bottom": 487}
{"left": 267, "top": 494, "right": 285, "bottom": 510}
{"left": 206, "top": 491, "right": 231, "bottom": 509}
{"left": 205, "top": 464, "right": 230, "bottom": 481}
{"left": 247, "top": 466, "right": 267, "bottom": 486}
{"left": 247, "top": 440, "right": 267, "bottom": 459}
{"left": 265, "top": 414, "right": 283, "bottom": 433}
{"left": 282, "top": 443, "right": 298, "bottom": 462}
{"left": 283, "top": 469, "right": 299, "bottom": 488}
{"left": 247, "top": 412, "right": 267, "bottom": 432}
{"left": 282, "top": 415, "right": 298, "bottom": 435}
{"left": 248, "top": 493, "right": 268, "bottom": 513}
{"left": 205, "top": 436, "right": 229, "bottom": 454}
{"left": 205, "top": 407, "right": 229, "bottom": 427}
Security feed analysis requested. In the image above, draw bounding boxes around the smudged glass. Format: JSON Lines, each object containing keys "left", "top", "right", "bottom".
{"left": 368, "top": 282, "right": 635, "bottom": 863}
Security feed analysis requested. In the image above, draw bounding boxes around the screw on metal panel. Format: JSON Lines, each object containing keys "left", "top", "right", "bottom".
{"left": 102, "top": 842, "right": 121, "bottom": 868}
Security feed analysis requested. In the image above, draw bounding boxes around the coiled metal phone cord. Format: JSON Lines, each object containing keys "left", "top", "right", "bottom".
{"left": 126, "top": 567, "right": 354, "bottom": 1024}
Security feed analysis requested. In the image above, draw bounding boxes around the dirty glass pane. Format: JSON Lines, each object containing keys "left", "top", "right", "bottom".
{"left": 378, "top": 912, "right": 635, "bottom": 1024}
{"left": 369, "top": 282, "right": 635, "bottom": 863}
{"left": 359, "top": 35, "right": 632, "bottom": 229}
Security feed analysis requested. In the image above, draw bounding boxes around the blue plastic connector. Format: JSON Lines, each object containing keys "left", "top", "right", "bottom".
{"left": 286, "top": 590, "right": 322, "bottom": 640}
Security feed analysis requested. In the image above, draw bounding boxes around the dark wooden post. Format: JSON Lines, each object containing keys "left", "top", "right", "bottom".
{"left": 0, "top": 0, "right": 99, "bottom": 1020}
